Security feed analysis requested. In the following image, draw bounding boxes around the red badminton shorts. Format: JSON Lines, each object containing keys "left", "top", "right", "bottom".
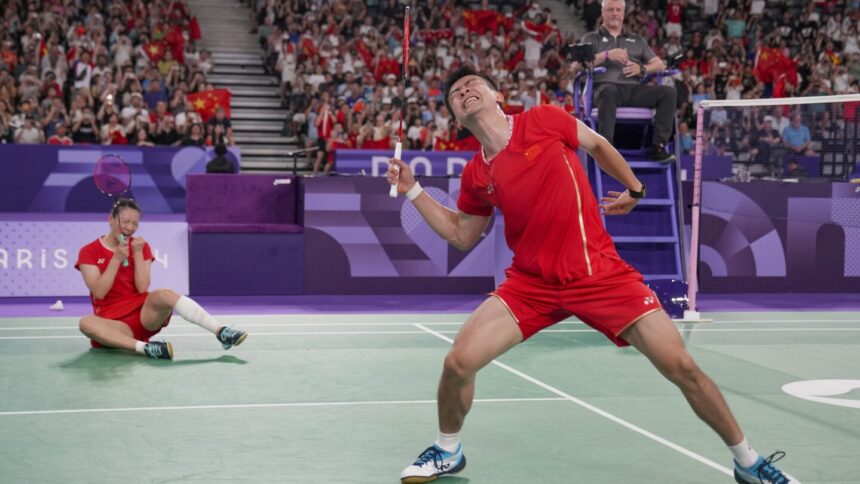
{"left": 492, "top": 263, "right": 662, "bottom": 346}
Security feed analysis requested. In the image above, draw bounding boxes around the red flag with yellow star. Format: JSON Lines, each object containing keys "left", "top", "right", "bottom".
{"left": 187, "top": 89, "right": 232, "bottom": 122}
{"left": 462, "top": 10, "right": 499, "bottom": 34}
{"left": 143, "top": 41, "right": 167, "bottom": 63}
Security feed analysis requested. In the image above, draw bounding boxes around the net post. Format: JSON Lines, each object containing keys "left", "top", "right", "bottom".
{"left": 684, "top": 102, "right": 706, "bottom": 321}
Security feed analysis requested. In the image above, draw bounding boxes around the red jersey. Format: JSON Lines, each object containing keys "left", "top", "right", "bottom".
{"left": 48, "top": 135, "right": 73, "bottom": 145}
{"left": 457, "top": 105, "right": 623, "bottom": 284}
{"left": 667, "top": 2, "right": 683, "bottom": 24}
{"left": 75, "top": 237, "right": 154, "bottom": 320}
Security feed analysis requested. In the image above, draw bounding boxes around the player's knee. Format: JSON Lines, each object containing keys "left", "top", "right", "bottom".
{"left": 79, "top": 316, "right": 96, "bottom": 336}
{"left": 667, "top": 353, "right": 703, "bottom": 387}
{"left": 151, "top": 288, "right": 180, "bottom": 306}
{"left": 443, "top": 351, "right": 475, "bottom": 381}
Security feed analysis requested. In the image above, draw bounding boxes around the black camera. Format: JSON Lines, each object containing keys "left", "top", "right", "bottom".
{"left": 568, "top": 43, "right": 595, "bottom": 64}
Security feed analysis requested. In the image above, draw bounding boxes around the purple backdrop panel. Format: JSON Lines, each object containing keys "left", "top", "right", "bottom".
{"left": 302, "top": 177, "right": 497, "bottom": 294}
{"left": 186, "top": 174, "right": 299, "bottom": 225}
{"left": 188, "top": 223, "right": 303, "bottom": 234}
{"left": 679, "top": 155, "right": 733, "bottom": 181}
{"left": 189, "top": 232, "right": 303, "bottom": 295}
{"left": 0, "top": 144, "right": 240, "bottom": 213}
{"left": 0, "top": 214, "right": 188, "bottom": 296}
{"left": 334, "top": 150, "right": 475, "bottom": 177}
{"left": 687, "top": 180, "right": 860, "bottom": 293}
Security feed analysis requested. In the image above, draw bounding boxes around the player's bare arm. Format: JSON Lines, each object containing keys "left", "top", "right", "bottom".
{"left": 131, "top": 235, "right": 151, "bottom": 293}
{"left": 388, "top": 157, "right": 490, "bottom": 250}
{"left": 576, "top": 117, "right": 643, "bottom": 216}
{"left": 79, "top": 239, "right": 128, "bottom": 299}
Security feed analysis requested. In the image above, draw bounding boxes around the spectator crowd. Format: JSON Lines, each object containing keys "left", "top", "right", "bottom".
{"left": 251, "top": 0, "right": 859, "bottom": 173}
{"left": 3, "top": 0, "right": 860, "bottom": 176}
{"left": 0, "top": 0, "right": 232, "bottom": 147}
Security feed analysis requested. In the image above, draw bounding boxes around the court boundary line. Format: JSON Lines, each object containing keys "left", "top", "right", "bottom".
{"left": 2, "top": 317, "right": 858, "bottom": 331}
{"left": 412, "top": 323, "right": 734, "bottom": 477}
{"left": 0, "top": 397, "right": 566, "bottom": 417}
{"left": 3, "top": 326, "right": 860, "bottom": 341}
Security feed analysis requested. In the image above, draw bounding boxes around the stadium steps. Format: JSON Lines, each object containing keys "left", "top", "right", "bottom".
{"left": 188, "top": 0, "right": 301, "bottom": 173}
{"left": 542, "top": 0, "right": 588, "bottom": 39}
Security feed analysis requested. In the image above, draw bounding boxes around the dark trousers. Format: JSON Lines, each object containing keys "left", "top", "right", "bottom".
{"left": 594, "top": 83, "right": 677, "bottom": 146}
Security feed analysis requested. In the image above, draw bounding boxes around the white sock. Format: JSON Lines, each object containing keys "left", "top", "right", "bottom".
{"left": 729, "top": 438, "right": 760, "bottom": 468}
{"left": 173, "top": 296, "right": 220, "bottom": 334}
{"left": 435, "top": 431, "right": 461, "bottom": 453}
{"left": 134, "top": 341, "right": 147, "bottom": 354}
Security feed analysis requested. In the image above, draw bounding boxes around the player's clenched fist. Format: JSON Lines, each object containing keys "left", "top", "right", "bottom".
{"left": 387, "top": 158, "right": 416, "bottom": 195}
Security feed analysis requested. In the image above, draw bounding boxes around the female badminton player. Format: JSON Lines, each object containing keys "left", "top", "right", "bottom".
{"left": 75, "top": 198, "right": 248, "bottom": 360}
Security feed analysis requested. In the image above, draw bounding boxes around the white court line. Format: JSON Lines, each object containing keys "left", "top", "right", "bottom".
{"left": 708, "top": 319, "right": 860, "bottom": 324}
{"left": 2, "top": 317, "right": 859, "bottom": 331}
{"left": 3, "top": 327, "right": 860, "bottom": 341}
{"left": 412, "top": 323, "right": 734, "bottom": 477}
{"left": 0, "top": 397, "right": 565, "bottom": 417}
{"left": 2, "top": 318, "right": 859, "bottom": 331}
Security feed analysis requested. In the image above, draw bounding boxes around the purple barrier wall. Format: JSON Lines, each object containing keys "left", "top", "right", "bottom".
{"left": 186, "top": 174, "right": 302, "bottom": 232}
{"left": 303, "top": 176, "right": 498, "bottom": 294}
{"left": 0, "top": 213, "right": 189, "bottom": 297}
{"left": 184, "top": 173, "right": 304, "bottom": 295}
{"left": 684, "top": 180, "right": 860, "bottom": 293}
{"left": 334, "top": 149, "right": 474, "bottom": 177}
{"left": 679, "top": 154, "right": 733, "bottom": 181}
{"left": 0, "top": 144, "right": 240, "bottom": 213}
{"left": 335, "top": 150, "right": 733, "bottom": 182}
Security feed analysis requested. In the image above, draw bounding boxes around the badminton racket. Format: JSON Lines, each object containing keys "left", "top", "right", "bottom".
{"left": 93, "top": 154, "right": 132, "bottom": 266}
{"left": 390, "top": 5, "right": 410, "bottom": 198}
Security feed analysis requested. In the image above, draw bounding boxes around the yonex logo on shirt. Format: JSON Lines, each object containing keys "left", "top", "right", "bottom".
{"left": 97, "top": 258, "right": 105, "bottom": 264}
{"left": 644, "top": 296, "right": 655, "bottom": 305}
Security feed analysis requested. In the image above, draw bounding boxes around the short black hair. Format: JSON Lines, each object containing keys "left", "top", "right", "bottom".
{"left": 443, "top": 64, "right": 499, "bottom": 117}
{"left": 111, "top": 198, "right": 140, "bottom": 218}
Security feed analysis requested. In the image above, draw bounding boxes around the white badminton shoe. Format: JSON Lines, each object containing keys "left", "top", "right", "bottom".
{"left": 400, "top": 443, "right": 466, "bottom": 483}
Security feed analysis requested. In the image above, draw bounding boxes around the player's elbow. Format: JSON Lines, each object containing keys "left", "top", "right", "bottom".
{"left": 448, "top": 235, "right": 476, "bottom": 251}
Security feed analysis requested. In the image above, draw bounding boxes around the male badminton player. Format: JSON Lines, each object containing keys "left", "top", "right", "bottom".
{"left": 390, "top": 65, "right": 798, "bottom": 484}
{"left": 75, "top": 198, "right": 248, "bottom": 360}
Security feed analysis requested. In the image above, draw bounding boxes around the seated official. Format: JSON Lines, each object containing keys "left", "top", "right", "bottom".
{"left": 581, "top": 0, "right": 677, "bottom": 163}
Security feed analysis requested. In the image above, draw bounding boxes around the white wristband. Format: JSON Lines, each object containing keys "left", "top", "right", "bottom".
{"left": 405, "top": 181, "right": 423, "bottom": 201}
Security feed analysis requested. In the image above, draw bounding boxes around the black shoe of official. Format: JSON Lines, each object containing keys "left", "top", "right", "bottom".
{"left": 648, "top": 144, "right": 677, "bottom": 164}
{"left": 143, "top": 341, "right": 174, "bottom": 360}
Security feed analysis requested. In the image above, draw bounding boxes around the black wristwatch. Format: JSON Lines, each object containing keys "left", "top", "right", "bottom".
{"left": 628, "top": 184, "right": 646, "bottom": 199}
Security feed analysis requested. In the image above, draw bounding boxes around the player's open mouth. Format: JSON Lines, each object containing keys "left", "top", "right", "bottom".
{"left": 463, "top": 96, "right": 479, "bottom": 109}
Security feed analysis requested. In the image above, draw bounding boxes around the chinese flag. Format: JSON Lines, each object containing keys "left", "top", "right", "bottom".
{"left": 187, "top": 89, "right": 231, "bottom": 122}
{"left": 462, "top": 10, "right": 499, "bottom": 34}
{"left": 143, "top": 41, "right": 167, "bottom": 63}
{"left": 164, "top": 27, "right": 185, "bottom": 63}
{"left": 754, "top": 47, "right": 797, "bottom": 87}
{"left": 189, "top": 16, "right": 202, "bottom": 41}
{"left": 754, "top": 47, "right": 783, "bottom": 84}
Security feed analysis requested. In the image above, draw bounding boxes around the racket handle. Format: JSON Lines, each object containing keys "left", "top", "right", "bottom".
{"left": 389, "top": 142, "right": 402, "bottom": 198}
{"left": 117, "top": 234, "right": 129, "bottom": 267}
